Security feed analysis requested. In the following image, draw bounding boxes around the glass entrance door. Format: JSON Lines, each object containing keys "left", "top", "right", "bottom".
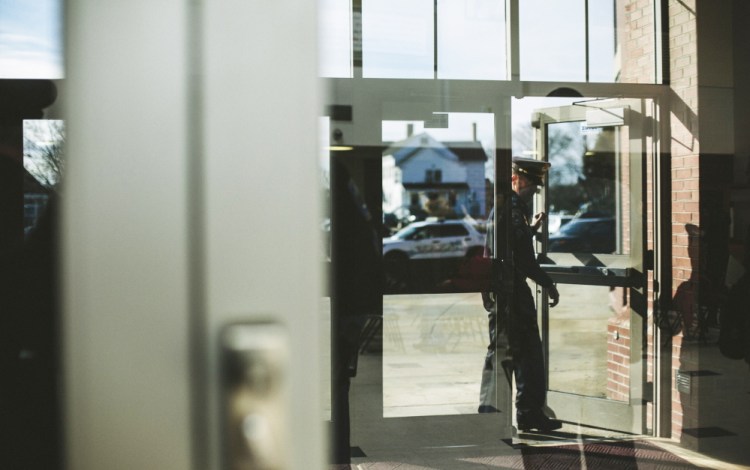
{"left": 327, "top": 83, "right": 516, "bottom": 460}
{"left": 532, "top": 99, "right": 654, "bottom": 434}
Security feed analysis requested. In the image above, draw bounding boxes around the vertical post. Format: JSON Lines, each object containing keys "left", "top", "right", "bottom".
{"left": 506, "top": 0, "right": 520, "bottom": 81}
{"left": 434, "top": 0, "right": 439, "bottom": 78}
{"left": 585, "top": 0, "right": 590, "bottom": 82}
{"left": 353, "top": 0, "right": 363, "bottom": 78}
{"left": 654, "top": 94, "right": 673, "bottom": 438}
{"left": 654, "top": 0, "right": 670, "bottom": 84}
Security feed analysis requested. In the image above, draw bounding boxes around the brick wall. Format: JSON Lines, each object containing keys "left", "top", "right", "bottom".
{"left": 607, "top": 316, "right": 631, "bottom": 401}
{"left": 617, "top": 0, "right": 657, "bottom": 83}
{"left": 667, "top": 0, "right": 700, "bottom": 441}
{"left": 607, "top": 0, "right": 701, "bottom": 440}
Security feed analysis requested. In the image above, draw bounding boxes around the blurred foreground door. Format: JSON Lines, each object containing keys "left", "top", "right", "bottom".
{"left": 63, "top": 1, "right": 323, "bottom": 469}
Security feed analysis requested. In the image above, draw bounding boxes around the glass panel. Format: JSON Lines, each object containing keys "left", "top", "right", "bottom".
{"left": 547, "top": 283, "right": 629, "bottom": 402}
{"left": 23, "top": 120, "right": 64, "bottom": 233}
{"left": 546, "top": 121, "right": 628, "bottom": 255}
{"left": 511, "top": 97, "right": 577, "bottom": 158}
{"left": 519, "top": 0, "right": 585, "bottom": 82}
{"left": 319, "top": 119, "right": 332, "bottom": 422}
{"left": 362, "top": 0, "right": 434, "bottom": 78}
{"left": 437, "top": 0, "right": 506, "bottom": 80}
{"left": 321, "top": 298, "right": 332, "bottom": 421}
{"left": 382, "top": 113, "right": 494, "bottom": 293}
{"left": 588, "top": 0, "right": 617, "bottom": 82}
{"left": 319, "top": 0, "right": 352, "bottom": 77}
{"left": 0, "top": 0, "right": 64, "bottom": 78}
{"left": 383, "top": 293, "right": 487, "bottom": 417}
{"left": 380, "top": 112, "right": 495, "bottom": 417}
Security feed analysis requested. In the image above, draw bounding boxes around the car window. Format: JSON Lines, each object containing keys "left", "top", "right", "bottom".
{"left": 393, "top": 225, "right": 420, "bottom": 240}
{"left": 435, "top": 224, "right": 469, "bottom": 237}
{"left": 557, "top": 219, "right": 590, "bottom": 236}
{"left": 409, "top": 227, "right": 431, "bottom": 240}
{"left": 589, "top": 221, "right": 612, "bottom": 236}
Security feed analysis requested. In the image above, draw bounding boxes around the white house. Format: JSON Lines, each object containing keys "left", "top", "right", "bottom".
{"left": 382, "top": 133, "right": 488, "bottom": 219}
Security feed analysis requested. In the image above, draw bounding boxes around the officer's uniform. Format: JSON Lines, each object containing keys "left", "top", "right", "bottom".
{"left": 479, "top": 157, "right": 562, "bottom": 431}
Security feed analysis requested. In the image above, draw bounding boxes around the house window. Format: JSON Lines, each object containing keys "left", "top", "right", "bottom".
{"left": 425, "top": 169, "right": 442, "bottom": 183}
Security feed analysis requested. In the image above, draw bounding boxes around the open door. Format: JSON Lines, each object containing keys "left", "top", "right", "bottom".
{"left": 531, "top": 99, "right": 654, "bottom": 434}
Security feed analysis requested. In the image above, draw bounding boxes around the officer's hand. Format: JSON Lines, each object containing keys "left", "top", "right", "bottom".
{"left": 548, "top": 284, "right": 560, "bottom": 307}
{"left": 530, "top": 212, "right": 546, "bottom": 232}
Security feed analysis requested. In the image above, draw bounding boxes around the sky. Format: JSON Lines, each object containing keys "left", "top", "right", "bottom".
{"left": 319, "top": 0, "right": 616, "bottom": 82}
{"left": 317, "top": 0, "right": 617, "bottom": 182}
{"left": 0, "top": 0, "right": 613, "bottom": 82}
{"left": 0, "top": 0, "right": 63, "bottom": 78}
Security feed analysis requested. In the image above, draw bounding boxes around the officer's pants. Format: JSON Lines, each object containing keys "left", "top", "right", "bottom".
{"left": 479, "top": 286, "right": 546, "bottom": 415}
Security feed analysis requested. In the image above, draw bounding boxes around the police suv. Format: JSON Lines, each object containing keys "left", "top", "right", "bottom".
{"left": 382, "top": 219, "right": 486, "bottom": 261}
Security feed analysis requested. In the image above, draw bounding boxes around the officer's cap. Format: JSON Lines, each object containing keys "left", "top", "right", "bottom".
{"left": 512, "top": 156, "right": 551, "bottom": 186}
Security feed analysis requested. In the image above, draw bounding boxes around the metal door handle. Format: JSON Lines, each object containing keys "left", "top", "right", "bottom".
{"left": 222, "top": 322, "right": 288, "bottom": 469}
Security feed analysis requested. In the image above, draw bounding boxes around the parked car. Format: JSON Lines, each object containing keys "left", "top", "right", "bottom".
{"left": 383, "top": 219, "right": 486, "bottom": 261}
{"left": 547, "top": 212, "right": 574, "bottom": 234}
{"left": 548, "top": 217, "right": 616, "bottom": 253}
{"left": 383, "top": 219, "right": 487, "bottom": 293}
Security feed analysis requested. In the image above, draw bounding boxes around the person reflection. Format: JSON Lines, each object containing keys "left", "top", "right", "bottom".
{"left": 719, "top": 225, "right": 750, "bottom": 365}
{"left": 668, "top": 223, "right": 750, "bottom": 464}
{"left": 662, "top": 224, "right": 701, "bottom": 339}
{"left": 1, "top": 193, "right": 61, "bottom": 469}
{"left": 329, "top": 159, "right": 381, "bottom": 466}
{"left": 478, "top": 157, "right": 561, "bottom": 432}
{"left": 666, "top": 222, "right": 733, "bottom": 342}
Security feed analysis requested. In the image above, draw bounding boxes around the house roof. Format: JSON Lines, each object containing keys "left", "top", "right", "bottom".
{"left": 442, "top": 141, "right": 488, "bottom": 162}
{"left": 383, "top": 132, "right": 488, "bottom": 164}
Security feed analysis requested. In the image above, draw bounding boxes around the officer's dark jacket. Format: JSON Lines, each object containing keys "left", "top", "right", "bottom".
{"left": 485, "top": 192, "right": 554, "bottom": 289}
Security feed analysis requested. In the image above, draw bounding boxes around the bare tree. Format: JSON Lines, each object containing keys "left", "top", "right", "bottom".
{"left": 547, "top": 123, "right": 585, "bottom": 186}
{"left": 23, "top": 120, "right": 65, "bottom": 190}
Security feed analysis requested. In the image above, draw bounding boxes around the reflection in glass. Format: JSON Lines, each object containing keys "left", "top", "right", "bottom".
{"left": 319, "top": 0, "right": 352, "bottom": 77}
{"left": 383, "top": 293, "right": 487, "bottom": 417}
{"left": 547, "top": 283, "right": 628, "bottom": 402}
{"left": 437, "top": 0, "right": 506, "bottom": 80}
{"left": 519, "top": 0, "right": 585, "bottom": 82}
{"left": 362, "top": 0, "right": 434, "bottom": 78}
{"left": 23, "top": 120, "right": 64, "bottom": 233}
{"left": 382, "top": 116, "right": 494, "bottom": 294}
{"left": 546, "top": 121, "right": 626, "bottom": 255}
{"left": 511, "top": 97, "right": 578, "bottom": 158}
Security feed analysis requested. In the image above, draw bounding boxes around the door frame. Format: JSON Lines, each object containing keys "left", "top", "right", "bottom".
{"left": 532, "top": 98, "right": 657, "bottom": 434}
{"left": 335, "top": 85, "right": 516, "bottom": 455}
{"left": 325, "top": 77, "right": 673, "bottom": 453}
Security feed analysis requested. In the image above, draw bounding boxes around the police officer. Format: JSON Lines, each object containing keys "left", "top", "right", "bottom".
{"left": 479, "top": 156, "right": 562, "bottom": 432}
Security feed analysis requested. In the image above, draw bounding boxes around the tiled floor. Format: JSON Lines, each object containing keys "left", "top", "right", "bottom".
{"left": 330, "top": 293, "right": 750, "bottom": 470}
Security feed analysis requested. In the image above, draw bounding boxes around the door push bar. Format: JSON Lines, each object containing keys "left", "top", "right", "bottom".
{"left": 541, "top": 265, "right": 644, "bottom": 288}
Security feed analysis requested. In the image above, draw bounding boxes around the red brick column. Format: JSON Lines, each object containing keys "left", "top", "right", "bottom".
{"left": 667, "top": 0, "right": 700, "bottom": 442}
{"left": 607, "top": 314, "right": 631, "bottom": 401}
{"left": 617, "top": 0, "right": 657, "bottom": 83}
